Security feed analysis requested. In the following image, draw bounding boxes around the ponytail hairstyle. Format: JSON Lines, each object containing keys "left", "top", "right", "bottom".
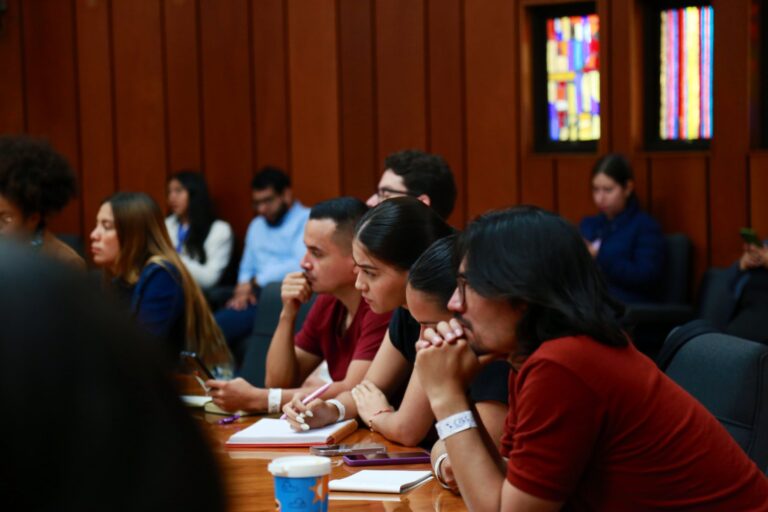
{"left": 407, "top": 234, "right": 458, "bottom": 308}
{"left": 103, "top": 192, "right": 232, "bottom": 369}
{"left": 168, "top": 171, "right": 216, "bottom": 264}
{"left": 354, "top": 197, "right": 454, "bottom": 271}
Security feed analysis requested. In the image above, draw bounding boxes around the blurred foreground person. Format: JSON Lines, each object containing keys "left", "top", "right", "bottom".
{"left": 0, "top": 241, "right": 226, "bottom": 512}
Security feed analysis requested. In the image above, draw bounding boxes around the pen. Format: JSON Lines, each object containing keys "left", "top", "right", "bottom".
{"left": 194, "top": 374, "right": 211, "bottom": 394}
{"left": 279, "top": 381, "right": 332, "bottom": 420}
{"left": 218, "top": 413, "right": 241, "bottom": 425}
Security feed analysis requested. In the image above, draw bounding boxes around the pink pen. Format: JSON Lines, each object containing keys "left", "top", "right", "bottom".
{"left": 279, "top": 381, "right": 332, "bottom": 420}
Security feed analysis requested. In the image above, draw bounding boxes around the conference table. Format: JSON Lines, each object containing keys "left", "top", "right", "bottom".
{"left": 193, "top": 410, "right": 468, "bottom": 511}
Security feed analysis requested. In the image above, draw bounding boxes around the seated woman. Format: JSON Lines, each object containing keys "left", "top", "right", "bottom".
{"left": 415, "top": 207, "right": 767, "bottom": 511}
{"left": 166, "top": 171, "right": 234, "bottom": 290}
{"left": 353, "top": 235, "right": 510, "bottom": 493}
{"left": 579, "top": 153, "right": 664, "bottom": 303}
{"left": 0, "top": 136, "right": 84, "bottom": 268}
{"left": 90, "top": 192, "right": 232, "bottom": 375}
{"left": 283, "top": 198, "right": 509, "bottom": 450}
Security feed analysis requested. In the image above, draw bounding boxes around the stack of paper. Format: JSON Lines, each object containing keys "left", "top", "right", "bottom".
{"left": 329, "top": 470, "right": 433, "bottom": 494}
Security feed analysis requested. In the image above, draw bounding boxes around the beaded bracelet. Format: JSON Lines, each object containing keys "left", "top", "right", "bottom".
{"left": 367, "top": 407, "right": 394, "bottom": 432}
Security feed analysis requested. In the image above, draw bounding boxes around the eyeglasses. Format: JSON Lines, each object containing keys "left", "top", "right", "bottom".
{"left": 252, "top": 194, "right": 279, "bottom": 208}
{"left": 456, "top": 274, "right": 467, "bottom": 309}
{"left": 374, "top": 187, "right": 418, "bottom": 200}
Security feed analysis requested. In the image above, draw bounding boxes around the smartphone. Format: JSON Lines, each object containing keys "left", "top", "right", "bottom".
{"left": 740, "top": 228, "right": 763, "bottom": 247}
{"left": 309, "top": 443, "right": 386, "bottom": 457}
{"left": 179, "top": 351, "right": 214, "bottom": 380}
{"left": 342, "top": 451, "right": 431, "bottom": 467}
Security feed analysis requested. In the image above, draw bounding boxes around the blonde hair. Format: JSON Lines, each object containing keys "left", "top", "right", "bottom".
{"left": 103, "top": 192, "right": 232, "bottom": 371}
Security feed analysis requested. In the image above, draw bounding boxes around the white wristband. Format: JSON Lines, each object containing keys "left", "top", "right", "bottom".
{"left": 326, "top": 399, "right": 346, "bottom": 422}
{"left": 267, "top": 388, "right": 282, "bottom": 414}
{"left": 435, "top": 410, "right": 477, "bottom": 440}
{"left": 433, "top": 452, "right": 451, "bottom": 489}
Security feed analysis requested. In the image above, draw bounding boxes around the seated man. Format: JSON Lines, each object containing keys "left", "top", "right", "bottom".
{"left": 215, "top": 167, "right": 309, "bottom": 359}
{"left": 207, "top": 197, "right": 392, "bottom": 413}
{"left": 367, "top": 149, "right": 457, "bottom": 220}
{"left": 415, "top": 207, "right": 768, "bottom": 510}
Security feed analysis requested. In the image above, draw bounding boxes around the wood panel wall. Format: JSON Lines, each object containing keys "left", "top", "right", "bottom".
{"left": 0, "top": 0, "right": 764, "bottom": 287}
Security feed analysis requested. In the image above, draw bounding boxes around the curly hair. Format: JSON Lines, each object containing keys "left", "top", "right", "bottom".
{"left": 0, "top": 136, "right": 77, "bottom": 226}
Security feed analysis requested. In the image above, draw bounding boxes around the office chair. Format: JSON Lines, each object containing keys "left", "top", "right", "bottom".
{"left": 658, "top": 323, "right": 768, "bottom": 471}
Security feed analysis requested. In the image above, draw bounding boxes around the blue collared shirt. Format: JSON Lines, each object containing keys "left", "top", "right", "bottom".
{"left": 237, "top": 201, "right": 309, "bottom": 286}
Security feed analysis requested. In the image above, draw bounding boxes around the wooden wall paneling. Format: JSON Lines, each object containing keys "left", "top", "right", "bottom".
{"left": 75, "top": 0, "right": 115, "bottom": 241}
{"left": 164, "top": 0, "right": 201, "bottom": 172}
{"left": 251, "top": 0, "right": 290, "bottom": 170}
{"left": 338, "top": 0, "right": 377, "bottom": 201}
{"left": 709, "top": 0, "right": 750, "bottom": 266}
{"left": 199, "top": 0, "right": 253, "bottom": 237}
{"left": 111, "top": 0, "right": 167, "bottom": 205}
{"left": 427, "top": 0, "right": 466, "bottom": 227}
{"left": 520, "top": 158, "right": 556, "bottom": 211}
{"left": 555, "top": 157, "right": 594, "bottom": 225}
{"left": 630, "top": 155, "right": 650, "bottom": 211}
{"left": 748, "top": 154, "right": 768, "bottom": 241}
{"left": 375, "top": 0, "right": 427, "bottom": 163}
{"left": 286, "top": 0, "right": 341, "bottom": 206}
{"left": 464, "top": 0, "right": 518, "bottom": 218}
{"left": 609, "top": 0, "right": 642, "bottom": 154}
{"left": 21, "top": 0, "right": 81, "bottom": 234}
{"left": 0, "top": 0, "right": 26, "bottom": 134}
{"left": 650, "top": 156, "right": 709, "bottom": 280}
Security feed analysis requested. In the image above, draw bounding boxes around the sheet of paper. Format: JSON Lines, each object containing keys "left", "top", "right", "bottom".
{"left": 329, "top": 470, "right": 433, "bottom": 494}
{"left": 226, "top": 418, "right": 356, "bottom": 445}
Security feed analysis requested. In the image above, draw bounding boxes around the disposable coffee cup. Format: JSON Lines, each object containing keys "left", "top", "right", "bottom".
{"left": 267, "top": 455, "right": 331, "bottom": 512}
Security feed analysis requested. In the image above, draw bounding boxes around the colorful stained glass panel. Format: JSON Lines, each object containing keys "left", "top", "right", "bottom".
{"left": 659, "top": 6, "right": 713, "bottom": 140}
{"left": 546, "top": 14, "right": 600, "bottom": 142}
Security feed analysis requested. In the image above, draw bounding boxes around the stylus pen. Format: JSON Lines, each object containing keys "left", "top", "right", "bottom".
{"left": 279, "top": 381, "right": 332, "bottom": 420}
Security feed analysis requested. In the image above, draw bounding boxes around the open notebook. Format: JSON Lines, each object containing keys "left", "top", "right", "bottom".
{"left": 226, "top": 418, "right": 357, "bottom": 447}
{"left": 180, "top": 395, "right": 252, "bottom": 416}
{"left": 329, "top": 470, "right": 433, "bottom": 494}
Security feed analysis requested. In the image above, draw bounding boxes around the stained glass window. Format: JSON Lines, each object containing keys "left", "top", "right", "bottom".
{"left": 659, "top": 6, "right": 714, "bottom": 141}
{"left": 546, "top": 14, "right": 600, "bottom": 142}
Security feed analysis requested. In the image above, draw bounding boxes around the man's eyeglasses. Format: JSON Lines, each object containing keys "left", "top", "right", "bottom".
{"left": 374, "top": 187, "right": 418, "bottom": 200}
{"left": 252, "top": 194, "right": 279, "bottom": 208}
{"left": 456, "top": 274, "right": 467, "bottom": 308}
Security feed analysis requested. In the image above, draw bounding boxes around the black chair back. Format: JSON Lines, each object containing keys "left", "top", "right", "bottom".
{"left": 660, "top": 233, "right": 691, "bottom": 304}
{"left": 659, "top": 323, "right": 768, "bottom": 470}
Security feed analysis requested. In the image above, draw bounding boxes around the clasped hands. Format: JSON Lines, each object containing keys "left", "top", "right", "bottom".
{"left": 414, "top": 319, "right": 481, "bottom": 407}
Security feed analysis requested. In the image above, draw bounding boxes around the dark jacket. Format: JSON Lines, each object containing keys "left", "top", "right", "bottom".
{"left": 580, "top": 197, "right": 665, "bottom": 304}
{"left": 129, "top": 262, "right": 185, "bottom": 356}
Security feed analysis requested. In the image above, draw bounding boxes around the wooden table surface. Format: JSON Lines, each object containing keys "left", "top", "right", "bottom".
{"left": 193, "top": 410, "right": 468, "bottom": 511}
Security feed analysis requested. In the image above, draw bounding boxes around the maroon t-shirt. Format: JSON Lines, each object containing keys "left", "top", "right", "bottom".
{"left": 499, "top": 335, "right": 768, "bottom": 510}
{"left": 294, "top": 295, "right": 391, "bottom": 381}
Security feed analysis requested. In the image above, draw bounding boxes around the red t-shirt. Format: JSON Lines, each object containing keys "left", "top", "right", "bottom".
{"left": 294, "top": 295, "right": 391, "bottom": 381}
{"left": 499, "top": 336, "right": 768, "bottom": 511}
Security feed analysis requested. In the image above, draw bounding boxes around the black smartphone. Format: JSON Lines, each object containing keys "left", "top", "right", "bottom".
{"left": 740, "top": 228, "right": 762, "bottom": 247}
{"left": 179, "top": 351, "right": 214, "bottom": 380}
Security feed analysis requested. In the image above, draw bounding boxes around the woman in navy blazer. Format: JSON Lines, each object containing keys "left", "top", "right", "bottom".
{"left": 90, "top": 192, "right": 233, "bottom": 376}
{"left": 579, "top": 154, "right": 665, "bottom": 304}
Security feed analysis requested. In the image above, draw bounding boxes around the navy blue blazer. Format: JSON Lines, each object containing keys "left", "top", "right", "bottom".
{"left": 580, "top": 197, "right": 666, "bottom": 304}
{"left": 130, "top": 262, "right": 185, "bottom": 355}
